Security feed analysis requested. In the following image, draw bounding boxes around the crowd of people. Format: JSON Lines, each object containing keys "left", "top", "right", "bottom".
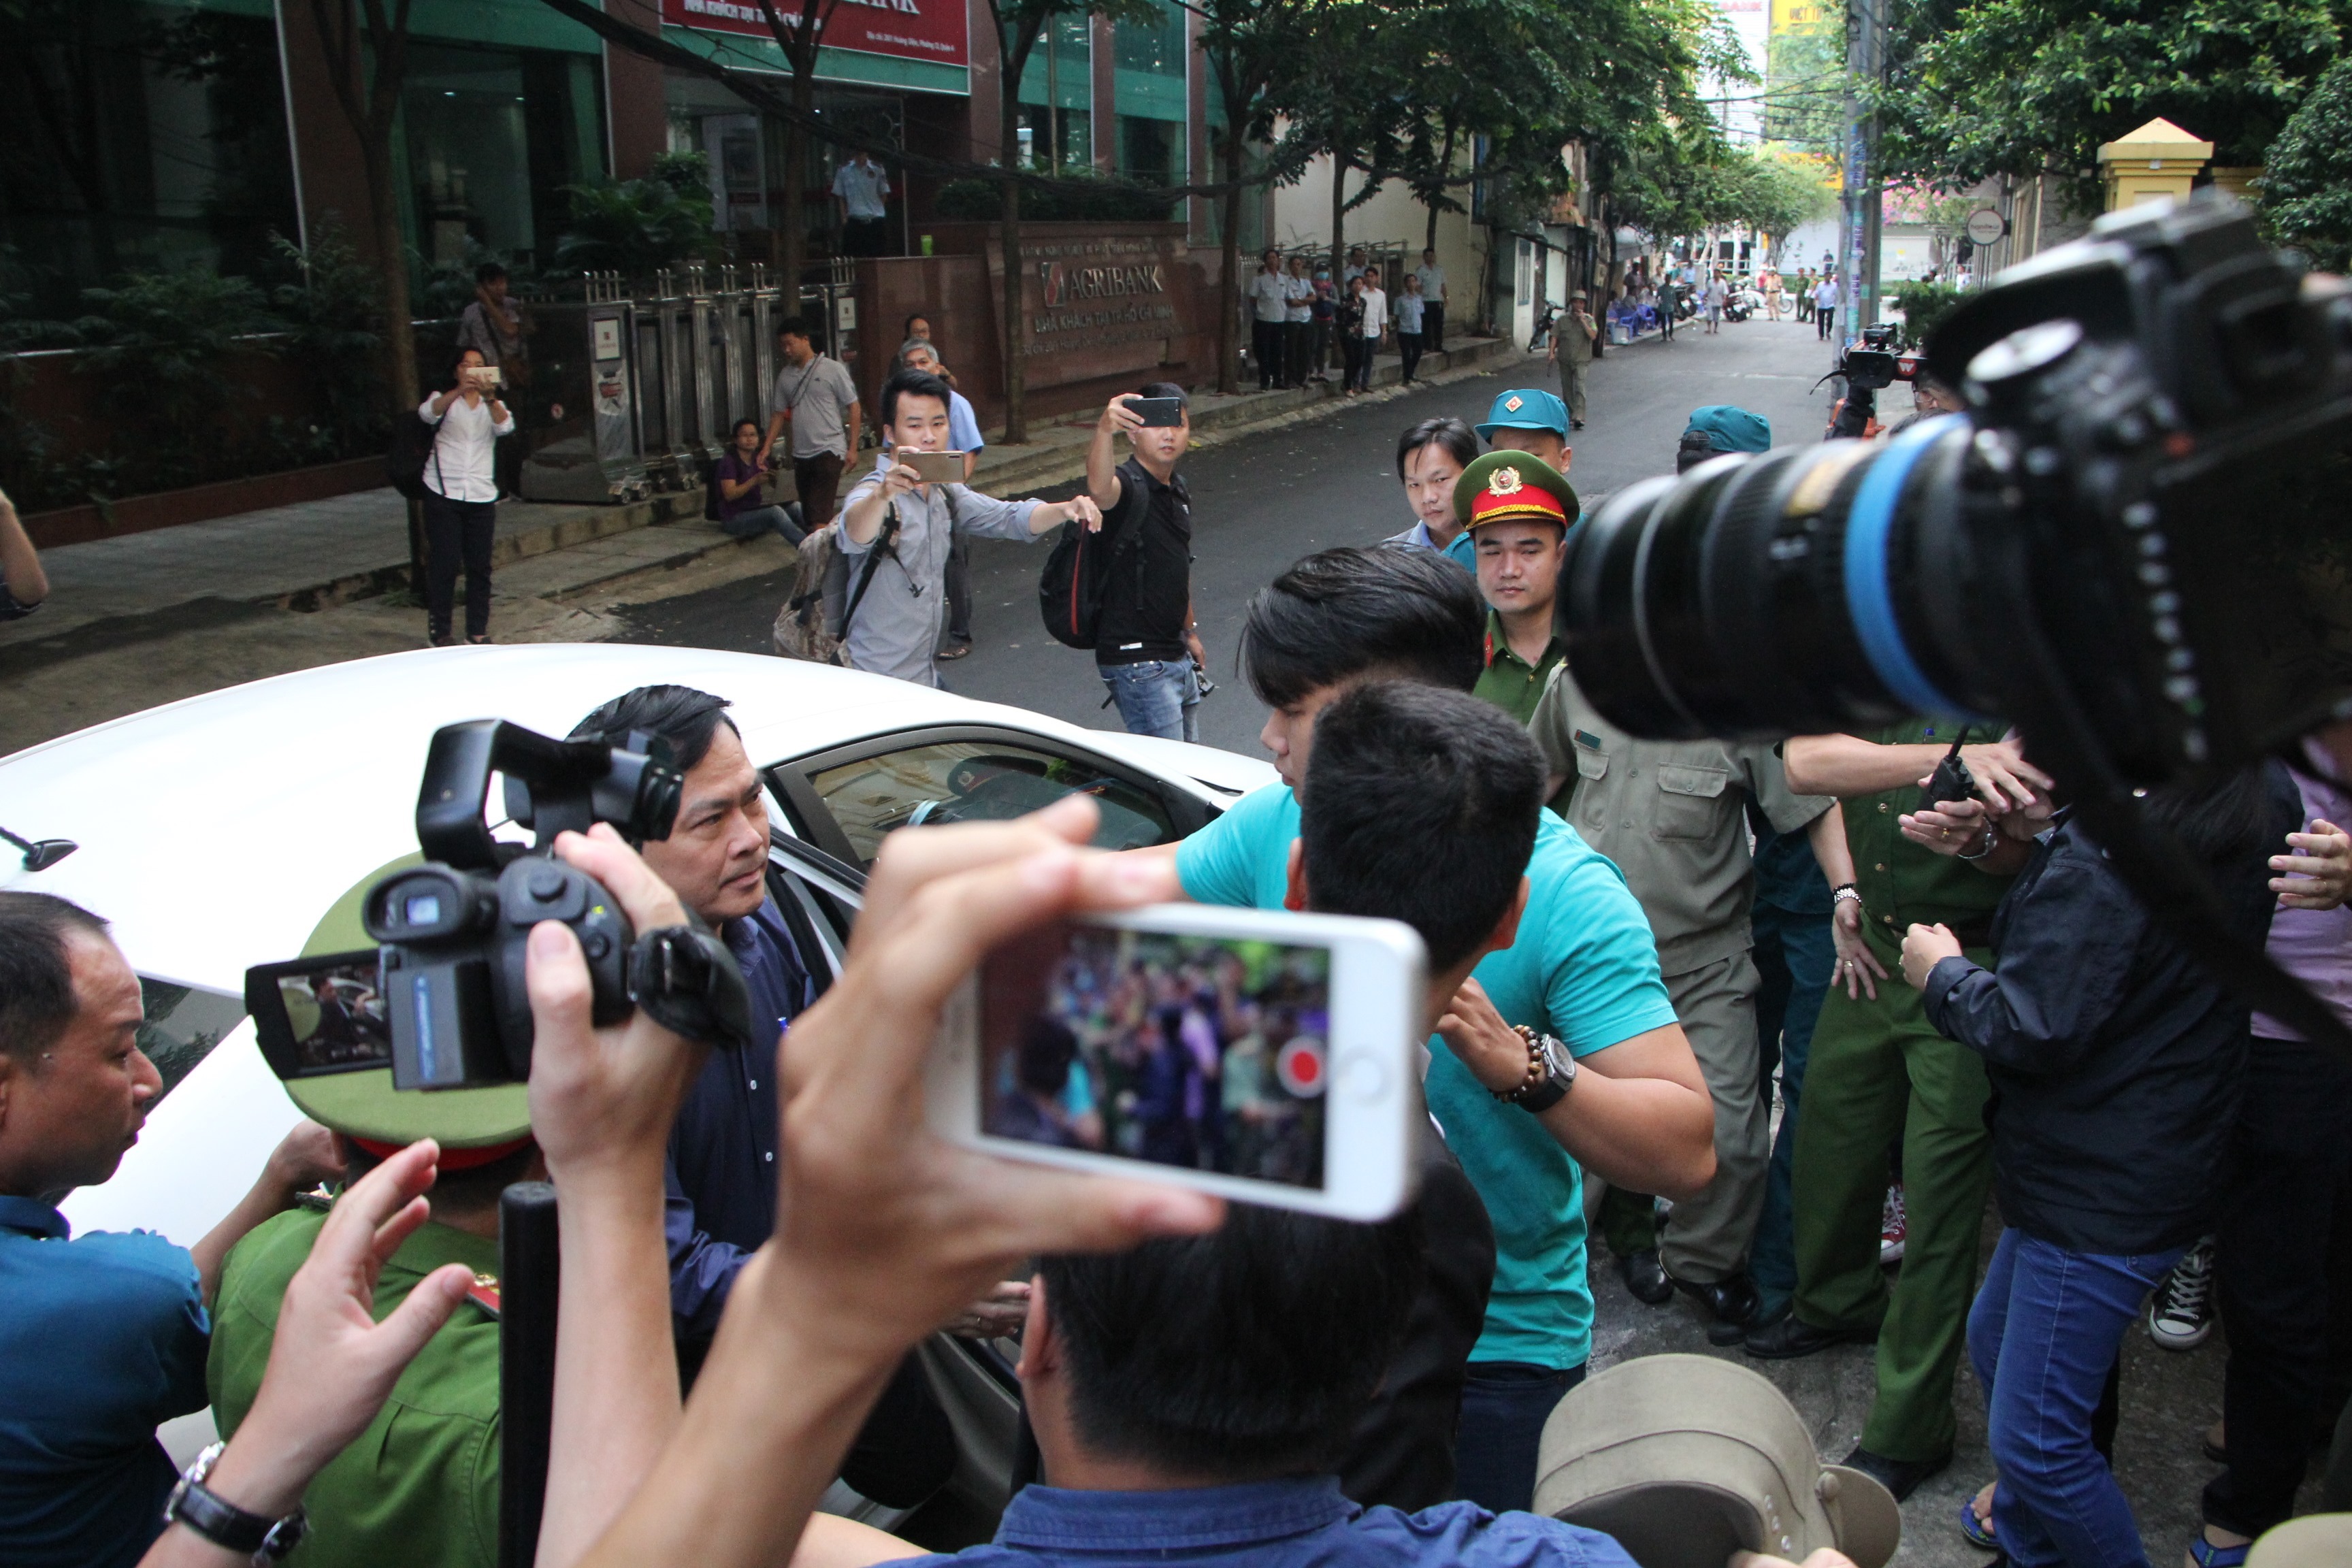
{"left": 12, "top": 292, "right": 2352, "bottom": 1568}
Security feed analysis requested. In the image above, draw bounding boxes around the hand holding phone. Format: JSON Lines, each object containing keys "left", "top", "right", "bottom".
{"left": 1128, "top": 396, "right": 1185, "bottom": 428}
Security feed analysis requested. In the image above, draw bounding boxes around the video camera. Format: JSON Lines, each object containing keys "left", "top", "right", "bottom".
{"left": 250, "top": 720, "right": 755, "bottom": 1091}
{"left": 1560, "top": 193, "right": 2352, "bottom": 1045}
{"left": 1821, "top": 321, "right": 1918, "bottom": 436}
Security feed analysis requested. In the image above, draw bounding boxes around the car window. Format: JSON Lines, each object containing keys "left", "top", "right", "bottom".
{"left": 808, "top": 740, "right": 1179, "bottom": 865}
{"left": 137, "top": 979, "right": 247, "bottom": 1101}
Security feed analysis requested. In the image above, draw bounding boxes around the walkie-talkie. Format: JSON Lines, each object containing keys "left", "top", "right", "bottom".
{"left": 1918, "top": 731, "right": 1976, "bottom": 811}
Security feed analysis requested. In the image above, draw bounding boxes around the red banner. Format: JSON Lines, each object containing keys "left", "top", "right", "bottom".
{"left": 662, "top": 0, "right": 970, "bottom": 69}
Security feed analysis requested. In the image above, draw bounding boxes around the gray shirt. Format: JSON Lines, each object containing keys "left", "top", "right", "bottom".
{"left": 767, "top": 353, "right": 860, "bottom": 460}
{"left": 836, "top": 455, "right": 1043, "bottom": 685}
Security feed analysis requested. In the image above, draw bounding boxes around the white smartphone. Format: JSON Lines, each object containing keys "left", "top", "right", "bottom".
{"left": 928, "top": 903, "right": 1426, "bottom": 1221}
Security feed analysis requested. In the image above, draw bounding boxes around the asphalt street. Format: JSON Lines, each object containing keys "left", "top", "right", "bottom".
{"left": 614, "top": 314, "right": 1855, "bottom": 752}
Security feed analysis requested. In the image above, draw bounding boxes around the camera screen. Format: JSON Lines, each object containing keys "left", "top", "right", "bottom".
{"left": 404, "top": 893, "right": 442, "bottom": 926}
{"left": 980, "top": 924, "right": 1332, "bottom": 1189}
{"left": 270, "top": 958, "right": 392, "bottom": 1074}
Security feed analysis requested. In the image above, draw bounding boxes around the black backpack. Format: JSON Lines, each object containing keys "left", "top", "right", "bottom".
{"left": 387, "top": 414, "right": 442, "bottom": 501}
{"left": 1038, "top": 494, "right": 1145, "bottom": 650}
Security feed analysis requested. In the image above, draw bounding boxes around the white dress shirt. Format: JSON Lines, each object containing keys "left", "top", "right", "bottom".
{"left": 418, "top": 392, "right": 514, "bottom": 504}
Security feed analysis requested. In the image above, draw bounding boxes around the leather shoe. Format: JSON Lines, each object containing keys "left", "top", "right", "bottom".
{"left": 1673, "top": 1271, "right": 1760, "bottom": 1329}
{"left": 1840, "top": 1443, "right": 1950, "bottom": 1502}
{"left": 1619, "top": 1249, "right": 1673, "bottom": 1305}
{"left": 1742, "top": 1312, "right": 1874, "bottom": 1360}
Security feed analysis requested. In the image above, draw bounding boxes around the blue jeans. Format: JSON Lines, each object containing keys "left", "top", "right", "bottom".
{"left": 1456, "top": 1360, "right": 1586, "bottom": 1513}
{"left": 1100, "top": 657, "right": 1200, "bottom": 742}
{"left": 1749, "top": 901, "right": 1836, "bottom": 1320}
{"left": 1970, "top": 1228, "right": 2184, "bottom": 1568}
{"left": 721, "top": 503, "right": 806, "bottom": 545}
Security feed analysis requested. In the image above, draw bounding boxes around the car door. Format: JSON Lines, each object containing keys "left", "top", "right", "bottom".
{"left": 765, "top": 725, "right": 1216, "bottom": 872}
{"left": 762, "top": 826, "right": 1031, "bottom": 1538}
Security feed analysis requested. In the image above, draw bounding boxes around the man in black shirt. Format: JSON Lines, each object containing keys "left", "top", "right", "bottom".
{"left": 1085, "top": 384, "right": 1208, "bottom": 740}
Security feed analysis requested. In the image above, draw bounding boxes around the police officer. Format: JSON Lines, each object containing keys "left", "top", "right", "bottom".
{"left": 1474, "top": 388, "right": 1574, "bottom": 474}
{"left": 1454, "top": 450, "right": 1571, "bottom": 725}
{"left": 1528, "top": 651, "right": 1840, "bottom": 1340}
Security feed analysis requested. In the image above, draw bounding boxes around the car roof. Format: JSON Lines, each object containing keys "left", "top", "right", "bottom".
{"left": 0, "top": 645, "right": 1265, "bottom": 996}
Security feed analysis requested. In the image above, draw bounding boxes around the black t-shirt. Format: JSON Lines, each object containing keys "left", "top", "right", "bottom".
{"left": 1094, "top": 455, "right": 1193, "bottom": 665}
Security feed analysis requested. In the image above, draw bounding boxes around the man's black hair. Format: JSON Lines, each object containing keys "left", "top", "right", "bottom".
{"left": 1017, "top": 1017, "right": 1078, "bottom": 1096}
{"left": 881, "top": 368, "right": 952, "bottom": 427}
{"left": 732, "top": 417, "right": 760, "bottom": 438}
{"left": 1038, "top": 1202, "right": 1422, "bottom": 1482}
{"left": 1394, "top": 416, "right": 1477, "bottom": 479}
{"left": 0, "top": 893, "right": 112, "bottom": 1065}
{"left": 1676, "top": 429, "right": 1720, "bottom": 472}
{"left": 1301, "top": 682, "right": 1543, "bottom": 970}
{"left": 1138, "top": 380, "right": 1187, "bottom": 408}
{"left": 904, "top": 311, "right": 930, "bottom": 336}
{"left": 1239, "top": 546, "right": 1484, "bottom": 708}
{"left": 474, "top": 261, "right": 508, "bottom": 284}
{"left": 777, "top": 314, "right": 825, "bottom": 351}
{"left": 568, "top": 685, "right": 740, "bottom": 774}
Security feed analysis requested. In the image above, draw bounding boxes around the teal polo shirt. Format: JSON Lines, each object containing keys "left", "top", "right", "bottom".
{"left": 1176, "top": 784, "right": 1677, "bottom": 1368}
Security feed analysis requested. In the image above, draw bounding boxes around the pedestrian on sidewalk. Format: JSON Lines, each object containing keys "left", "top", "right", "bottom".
{"left": 1704, "top": 270, "right": 1729, "bottom": 335}
{"left": 898, "top": 340, "right": 985, "bottom": 660}
{"left": 1343, "top": 245, "right": 1370, "bottom": 286}
{"left": 1795, "top": 268, "right": 1815, "bottom": 323}
{"left": 1336, "top": 276, "right": 1367, "bottom": 394}
{"left": 455, "top": 261, "right": 531, "bottom": 500}
{"left": 1815, "top": 274, "right": 1841, "bottom": 341}
{"left": 1384, "top": 416, "right": 1477, "bottom": 569}
{"left": 1658, "top": 274, "right": 1678, "bottom": 342}
{"left": 1546, "top": 291, "right": 1597, "bottom": 429}
{"left": 1760, "top": 266, "right": 1784, "bottom": 321}
{"left": 1309, "top": 267, "right": 1337, "bottom": 382}
{"left": 834, "top": 369, "right": 1101, "bottom": 687}
{"left": 1350, "top": 271, "right": 1388, "bottom": 395}
{"left": 1283, "top": 255, "right": 1316, "bottom": 391}
{"left": 416, "top": 348, "right": 512, "bottom": 647}
{"left": 0, "top": 485, "right": 49, "bottom": 622}
{"left": 760, "top": 316, "right": 863, "bottom": 538}
{"left": 1416, "top": 248, "right": 1449, "bottom": 353}
{"left": 1251, "top": 250, "right": 1288, "bottom": 391}
{"left": 1394, "top": 276, "right": 1428, "bottom": 385}
{"left": 712, "top": 419, "right": 806, "bottom": 545}
{"left": 1083, "top": 386, "right": 1207, "bottom": 742}
{"left": 832, "top": 150, "right": 892, "bottom": 257}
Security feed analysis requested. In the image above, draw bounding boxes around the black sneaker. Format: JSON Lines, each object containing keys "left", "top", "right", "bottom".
{"left": 2148, "top": 1237, "right": 2216, "bottom": 1351}
{"left": 1840, "top": 1443, "right": 1950, "bottom": 1502}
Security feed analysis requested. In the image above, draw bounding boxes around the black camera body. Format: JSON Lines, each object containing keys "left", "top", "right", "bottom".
{"left": 1839, "top": 321, "right": 1909, "bottom": 394}
{"left": 361, "top": 720, "right": 685, "bottom": 1090}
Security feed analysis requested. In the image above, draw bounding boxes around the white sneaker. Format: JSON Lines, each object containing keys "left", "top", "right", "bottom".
{"left": 1879, "top": 1184, "right": 1907, "bottom": 1266}
{"left": 2148, "top": 1237, "right": 2217, "bottom": 1350}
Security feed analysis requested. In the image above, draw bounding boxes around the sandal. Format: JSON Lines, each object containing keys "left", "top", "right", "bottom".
{"left": 466, "top": 634, "right": 492, "bottom": 645}
{"left": 2187, "top": 1531, "right": 2252, "bottom": 1568}
{"left": 1958, "top": 1490, "right": 1997, "bottom": 1551}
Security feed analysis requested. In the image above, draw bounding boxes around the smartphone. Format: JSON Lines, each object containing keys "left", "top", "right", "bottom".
{"left": 1127, "top": 395, "right": 1186, "bottom": 428}
{"left": 929, "top": 904, "right": 1426, "bottom": 1221}
{"left": 246, "top": 951, "right": 394, "bottom": 1081}
{"left": 468, "top": 365, "right": 503, "bottom": 391}
{"left": 904, "top": 450, "right": 965, "bottom": 484}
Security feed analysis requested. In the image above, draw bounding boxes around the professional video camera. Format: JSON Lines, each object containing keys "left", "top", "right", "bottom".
{"left": 1561, "top": 193, "right": 2352, "bottom": 1044}
{"left": 250, "top": 720, "right": 755, "bottom": 1091}
{"left": 1822, "top": 321, "right": 1917, "bottom": 437}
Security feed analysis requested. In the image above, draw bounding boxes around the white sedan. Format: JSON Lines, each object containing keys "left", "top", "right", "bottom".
{"left": 0, "top": 644, "right": 1271, "bottom": 1254}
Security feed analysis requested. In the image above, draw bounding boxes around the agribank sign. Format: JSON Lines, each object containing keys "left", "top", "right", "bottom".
{"left": 661, "top": 0, "right": 969, "bottom": 69}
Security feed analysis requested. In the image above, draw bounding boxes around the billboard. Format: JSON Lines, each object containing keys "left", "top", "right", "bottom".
{"left": 662, "top": 0, "right": 970, "bottom": 70}
{"left": 1771, "top": 0, "right": 1829, "bottom": 29}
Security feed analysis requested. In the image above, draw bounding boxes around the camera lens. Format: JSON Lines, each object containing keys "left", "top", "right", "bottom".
{"left": 1561, "top": 416, "right": 1998, "bottom": 741}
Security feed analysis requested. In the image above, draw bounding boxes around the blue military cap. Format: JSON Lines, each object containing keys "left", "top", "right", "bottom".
{"left": 1684, "top": 405, "right": 1772, "bottom": 454}
{"left": 1475, "top": 388, "right": 1571, "bottom": 440}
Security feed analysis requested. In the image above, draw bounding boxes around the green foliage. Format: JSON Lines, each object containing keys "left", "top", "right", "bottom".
{"left": 2263, "top": 54, "right": 2352, "bottom": 269}
{"left": 1765, "top": 27, "right": 1846, "bottom": 156}
{"left": 551, "top": 166, "right": 719, "bottom": 279}
{"left": 1710, "top": 153, "right": 1840, "bottom": 240}
{"left": 70, "top": 269, "right": 276, "bottom": 457}
{"left": 268, "top": 220, "right": 386, "bottom": 449}
{"left": 934, "top": 171, "right": 1177, "bottom": 222}
{"left": 1876, "top": 0, "right": 2341, "bottom": 212}
{"left": 1886, "top": 279, "right": 1970, "bottom": 348}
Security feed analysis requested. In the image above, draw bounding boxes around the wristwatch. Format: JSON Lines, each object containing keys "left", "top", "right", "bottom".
{"left": 165, "top": 1441, "right": 308, "bottom": 1564}
{"left": 1493, "top": 1024, "right": 1575, "bottom": 1114}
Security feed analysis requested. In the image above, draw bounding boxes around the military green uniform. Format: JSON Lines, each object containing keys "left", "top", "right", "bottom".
{"left": 1788, "top": 720, "right": 2011, "bottom": 1465}
{"left": 210, "top": 1209, "right": 501, "bottom": 1568}
{"left": 1473, "top": 608, "right": 1565, "bottom": 726}
{"left": 1531, "top": 665, "right": 1831, "bottom": 1284}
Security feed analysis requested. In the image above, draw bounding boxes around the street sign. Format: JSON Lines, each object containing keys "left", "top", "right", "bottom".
{"left": 1965, "top": 207, "right": 2008, "bottom": 246}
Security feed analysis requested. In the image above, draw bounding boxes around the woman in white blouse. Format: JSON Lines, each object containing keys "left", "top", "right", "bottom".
{"left": 416, "top": 347, "right": 514, "bottom": 646}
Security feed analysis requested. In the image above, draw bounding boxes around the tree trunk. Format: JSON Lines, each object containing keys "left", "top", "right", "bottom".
{"left": 781, "top": 53, "right": 815, "bottom": 291}
{"left": 364, "top": 137, "right": 418, "bottom": 417}
{"left": 1422, "top": 121, "right": 1454, "bottom": 252}
{"left": 998, "top": 88, "right": 1028, "bottom": 442}
{"left": 1217, "top": 125, "right": 1242, "bottom": 396}
{"left": 1328, "top": 152, "right": 1347, "bottom": 287}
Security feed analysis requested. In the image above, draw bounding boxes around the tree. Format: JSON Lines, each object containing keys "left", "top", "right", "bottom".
{"left": 1875, "top": 0, "right": 2340, "bottom": 214}
{"left": 1259, "top": 2, "right": 1407, "bottom": 285}
{"left": 1763, "top": 24, "right": 1845, "bottom": 157}
{"left": 306, "top": 0, "right": 421, "bottom": 419}
{"left": 748, "top": 0, "right": 847, "bottom": 293}
{"left": 2263, "top": 54, "right": 2352, "bottom": 269}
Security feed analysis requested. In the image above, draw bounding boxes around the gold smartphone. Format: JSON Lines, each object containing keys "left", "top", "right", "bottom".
{"left": 904, "top": 450, "right": 965, "bottom": 484}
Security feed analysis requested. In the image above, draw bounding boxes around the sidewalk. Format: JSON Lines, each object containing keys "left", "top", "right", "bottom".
{"left": 1, "top": 334, "right": 1515, "bottom": 672}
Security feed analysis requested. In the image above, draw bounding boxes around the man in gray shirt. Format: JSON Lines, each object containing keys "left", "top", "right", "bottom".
{"left": 760, "top": 316, "right": 863, "bottom": 534}
{"left": 836, "top": 368, "right": 1102, "bottom": 685}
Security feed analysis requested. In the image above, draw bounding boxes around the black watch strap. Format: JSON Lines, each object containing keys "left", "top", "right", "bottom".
{"left": 166, "top": 1443, "right": 308, "bottom": 1562}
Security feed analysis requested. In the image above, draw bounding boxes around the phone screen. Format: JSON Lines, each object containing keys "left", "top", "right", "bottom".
{"left": 248, "top": 952, "right": 393, "bottom": 1077}
{"left": 981, "top": 923, "right": 1332, "bottom": 1189}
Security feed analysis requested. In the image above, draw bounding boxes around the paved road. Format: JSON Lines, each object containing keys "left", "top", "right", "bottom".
{"left": 616, "top": 315, "right": 1855, "bottom": 753}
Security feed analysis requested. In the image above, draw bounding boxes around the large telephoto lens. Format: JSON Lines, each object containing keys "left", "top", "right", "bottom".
{"left": 1559, "top": 414, "right": 2001, "bottom": 742}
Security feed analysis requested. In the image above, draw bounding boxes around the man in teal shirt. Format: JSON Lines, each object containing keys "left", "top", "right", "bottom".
{"left": 1153, "top": 546, "right": 1716, "bottom": 1512}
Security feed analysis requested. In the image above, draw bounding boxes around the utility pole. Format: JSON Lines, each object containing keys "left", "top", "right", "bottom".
{"left": 1838, "top": 0, "right": 1884, "bottom": 345}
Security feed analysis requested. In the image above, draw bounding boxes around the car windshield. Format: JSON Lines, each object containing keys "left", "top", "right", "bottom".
{"left": 137, "top": 978, "right": 246, "bottom": 1102}
{"left": 809, "top": 742, "right": 1176, "bottom": 864}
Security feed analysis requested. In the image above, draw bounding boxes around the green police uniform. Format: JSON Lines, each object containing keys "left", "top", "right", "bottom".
{"left": 1473, "top": 608, "right": 1564, "bottom": 725}
{"left": 205, "top": 864, "right": 530, "bottom": 1568}
{"left": 210, "top": 1213, "right": 501, "bottom": 1568}
{"left": 1454, "top": 451, "right": 1575, "bottom": 728}
{"left": 1788, "top": 721, "right": 2012, "bottom": 1465}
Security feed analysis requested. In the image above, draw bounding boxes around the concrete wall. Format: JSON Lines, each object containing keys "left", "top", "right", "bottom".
{"left": 1264, "top": 150, "right": 1488, "bottom": 327}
